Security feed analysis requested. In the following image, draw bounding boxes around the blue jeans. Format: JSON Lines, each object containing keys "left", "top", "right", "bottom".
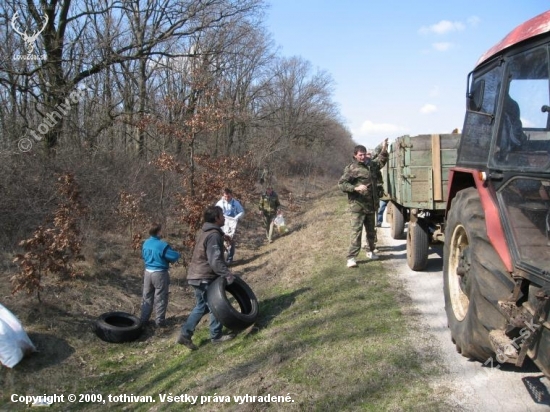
{"left": 226, "top": 239, "right": 235, "bottom": 262}
{"left": 181, "top": 283, "right": 223, "bottom": 339}
{"left": 377, "top": 200, "right": 388, "bottom": 225}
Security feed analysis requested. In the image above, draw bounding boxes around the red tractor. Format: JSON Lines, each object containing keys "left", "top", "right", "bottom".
{"left": 444, "top": 11, "right": 550, "bottom": 377}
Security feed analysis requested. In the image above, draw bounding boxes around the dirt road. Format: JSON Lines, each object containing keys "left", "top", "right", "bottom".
{"left": 377, "top": 224, "right": 550, "bottom": 411}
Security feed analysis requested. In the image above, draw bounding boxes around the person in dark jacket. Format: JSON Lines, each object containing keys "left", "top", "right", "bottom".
{"left": 177, "top": 206, "right": 236, "bottom": 350}
{"left": 372, "top": 143, "right": 390, "bottom": 227}
{"left": 140, "top": 223, "right": 180, "bottom": 327}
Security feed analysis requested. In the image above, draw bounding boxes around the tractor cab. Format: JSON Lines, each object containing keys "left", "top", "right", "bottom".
{"left": 445, "top": 10, "right": 550, "bottom": 378}
{"left": 457, "top": 17, "right": 550, "bottom": 284}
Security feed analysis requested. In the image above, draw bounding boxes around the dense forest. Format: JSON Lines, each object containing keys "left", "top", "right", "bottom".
{"left": 0, "top": 0, "right": 356, "bottom": 295}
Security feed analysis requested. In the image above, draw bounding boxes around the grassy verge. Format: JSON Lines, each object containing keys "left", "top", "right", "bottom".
{"left": 1, "top": 187, "right": 446, "bottom": 411}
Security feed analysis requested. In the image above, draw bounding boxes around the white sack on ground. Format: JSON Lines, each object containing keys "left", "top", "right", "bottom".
{"left": 0, "top": 303, "right": 36, "bottom": 368}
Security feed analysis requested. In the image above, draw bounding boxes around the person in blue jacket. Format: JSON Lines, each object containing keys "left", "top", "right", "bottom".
{"left": 140, "top": 223, "right": 180, "bottom": 328}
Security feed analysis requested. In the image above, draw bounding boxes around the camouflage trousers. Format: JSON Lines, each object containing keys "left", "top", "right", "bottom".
{"left": 262, "top": 212, "right": 276, "bottom": 241}
{"left": 347, "top": 209, "right": 376, "bottom": 259}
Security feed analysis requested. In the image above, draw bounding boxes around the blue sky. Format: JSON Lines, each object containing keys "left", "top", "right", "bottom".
{"left": 265, "top": 1, "right": 550, "bottom": 149}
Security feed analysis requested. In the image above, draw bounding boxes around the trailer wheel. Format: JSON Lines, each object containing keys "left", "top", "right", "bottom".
{"left": 407, "top": 220, "right": 429, "bottom": 270}
{"left": 443, "top": 188, "right": 511, "bottom": 361}
{"left": 389, "top": 202, "right": 405, "bottom": 239}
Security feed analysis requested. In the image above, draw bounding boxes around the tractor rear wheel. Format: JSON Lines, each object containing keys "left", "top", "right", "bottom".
{"left": 443, "top": 188, "right": 511, "bottom": 361}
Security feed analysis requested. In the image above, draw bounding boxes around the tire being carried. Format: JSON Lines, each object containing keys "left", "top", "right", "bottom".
{"left": 95, "top": 312, "right": 142, "bottom": 343}
{"left": 443, "top": 188, "right": 512, "bottom": 361}
{"left": 207, "top": 276, "right": 259, "bottom": 330}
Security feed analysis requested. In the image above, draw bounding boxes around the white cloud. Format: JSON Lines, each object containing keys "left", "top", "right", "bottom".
{"left": 521, "top": 117, "right": 534, "bottom": 128}
{"left": 419, "top": 20, "right": 465, "bottom": 35}
{"left": 352, "top": 120, "right": 407, "bottom": 145}
{"left": 356, "top": 120, "right": 405, "bottom": 135}
{"left": 420, "top": 104, "right": 437, "bottom": 114}
{"left": 432, "top": 42, "right": 452, "bottom": 51}
{"left": 467, "top": 16, "right": 481, "bottom": 27}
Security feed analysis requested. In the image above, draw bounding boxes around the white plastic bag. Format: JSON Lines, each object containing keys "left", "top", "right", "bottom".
{"left": 273, "top": 214, "right": 288, "bottom": 234}
{"left": 0, "top": 303, "right": 36, "bottom": 368}
{"left": 222, "top": 215, "right": 238, "bottom": 239}
{"left": 273, "top": 214, "right": 285, "bottom": 226}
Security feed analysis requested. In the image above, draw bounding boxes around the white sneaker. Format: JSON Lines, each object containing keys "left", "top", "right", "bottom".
{"left": 346, "top": 258, "right": 357, "bottom": 268}
{"left": 366, "top": 251, "right": 379, "bottom": 260}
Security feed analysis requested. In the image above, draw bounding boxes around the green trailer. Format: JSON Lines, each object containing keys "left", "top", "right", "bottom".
{"left": 384, "top": 133, "right": 461, "bottom": 270}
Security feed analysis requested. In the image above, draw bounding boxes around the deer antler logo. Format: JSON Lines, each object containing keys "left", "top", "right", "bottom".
{"left": 11, "top": 11, "right": 48, "bottom": 55}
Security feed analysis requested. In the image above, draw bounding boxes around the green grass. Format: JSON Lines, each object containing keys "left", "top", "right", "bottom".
{"left": 1, "top": 188, "right": 447, "bottom": 411}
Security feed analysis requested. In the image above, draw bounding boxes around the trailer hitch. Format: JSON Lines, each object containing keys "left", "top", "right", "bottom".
{"left": 516, "top": 289, "right": 550, "bottom": 367}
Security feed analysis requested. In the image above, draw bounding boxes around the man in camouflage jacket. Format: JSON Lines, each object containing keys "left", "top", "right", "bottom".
{"left": 258, "top": 186, "right": 281, "bottom": 243}
{"left": 338, "top": 139, "right": 388, "bottom": 267}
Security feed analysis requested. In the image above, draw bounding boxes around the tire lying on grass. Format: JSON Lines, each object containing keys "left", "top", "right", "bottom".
{"left": 207, "top": 276, "right": 259, "bottom": 330}
{"left": 95, "top": 312, "right": 142, "bottom": 343}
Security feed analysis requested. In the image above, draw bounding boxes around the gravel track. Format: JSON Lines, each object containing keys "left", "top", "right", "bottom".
{"left": 377, "top": 224, "right": 550, "bottom": 411}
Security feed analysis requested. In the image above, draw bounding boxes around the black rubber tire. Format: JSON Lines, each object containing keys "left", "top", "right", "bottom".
{"left": 389, "top": 202, "right": 405, "bottom": 239}
{"left": 207, "top": 276, "right": 259, "bottom": 330}
{"left": 443, "top": 188, "right": 512, "bottom": 361}
{"left": 407, "top": 220, "right": 429, "bottom": 271}
{"left": 95, "top": 312, "right": 143, "bottom": 343}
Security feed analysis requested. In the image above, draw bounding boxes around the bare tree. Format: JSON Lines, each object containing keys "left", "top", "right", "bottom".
{"left": 252, "top": 56, "right": 337, "bottom": 169}
{"left": 0, "top": 0, "right": 262, "bottom": 153}
{"left": 0, "top": 0, "right": 361, "bottom": 272}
